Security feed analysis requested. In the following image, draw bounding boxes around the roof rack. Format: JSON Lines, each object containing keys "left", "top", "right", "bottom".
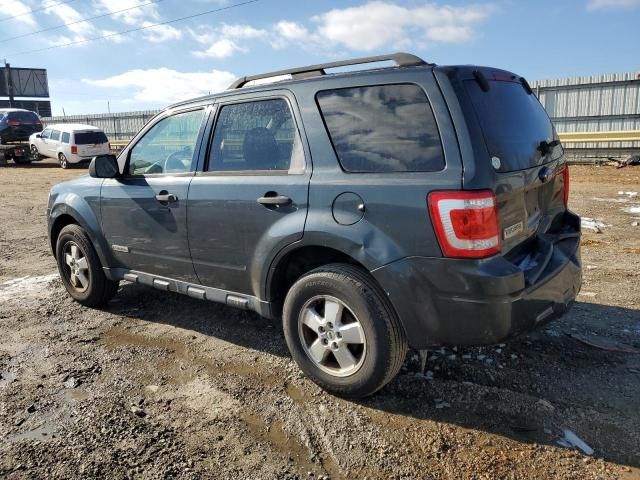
{"left": 227, "top": 52, "right": 431, "bottom": 89}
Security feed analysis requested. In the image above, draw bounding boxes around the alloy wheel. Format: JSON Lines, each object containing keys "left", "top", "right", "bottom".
{"left": 298, "top": 295, "right": 366, "bottom": 377}
{"left": 64, "top": 242, "right": 90, "bottom": 292}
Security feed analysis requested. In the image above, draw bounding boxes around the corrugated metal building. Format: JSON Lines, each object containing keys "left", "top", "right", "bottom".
{"left": 531, "top": 71, "right": 640, "bottom": 156}
{"left": 42, "top": 70, "right": 640, "bottom": 158}
{"left": 42, "top": 110, "right": 160, "bottom": 140}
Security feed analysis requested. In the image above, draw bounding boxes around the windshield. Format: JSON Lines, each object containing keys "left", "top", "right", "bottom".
{"left": 463, "top": 79, "right": 562, "bottom": 172}
{"left": 74, "top": 131, "right": 108, "bottom": 144}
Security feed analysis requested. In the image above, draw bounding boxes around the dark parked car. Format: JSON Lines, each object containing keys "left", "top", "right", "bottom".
{"left": 0, "top": 108, "right": 43, "bottom": 144}
{"left": 47, "top": 53, "right": 582, "bottom": 397}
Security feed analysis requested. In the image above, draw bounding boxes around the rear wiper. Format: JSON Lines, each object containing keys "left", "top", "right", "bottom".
{"left": 537, "top": 139, "right": 561, "bottom": 156}
{"left": 520, "top": 77, "right": 533, "bottom": 95}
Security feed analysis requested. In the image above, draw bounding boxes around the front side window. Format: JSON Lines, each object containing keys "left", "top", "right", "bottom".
{"left": 128, "top": 109, "right": 205, "bottom": 175}
{"left": 50, "top": 129, "right": 61, "bottom": 141}
{"left": 61, "top": 132, "right": 70, "bottom": 144}
{"left": 207, "top": 98, "right": 304, "bottom": 172}
{"left": 316, "top": 84, "right": 444, "bottom": 173}
{"left": 41, "top": 128, "right": 50, "bottom": 139}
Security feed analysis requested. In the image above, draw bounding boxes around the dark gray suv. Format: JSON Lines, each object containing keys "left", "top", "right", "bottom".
{"left": 47, "top": 53, "right": 582, "bottom": 397}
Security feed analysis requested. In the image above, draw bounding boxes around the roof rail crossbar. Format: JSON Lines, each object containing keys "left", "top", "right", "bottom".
{"left": 227, "top": 52, "right": 430, "bottom": 89}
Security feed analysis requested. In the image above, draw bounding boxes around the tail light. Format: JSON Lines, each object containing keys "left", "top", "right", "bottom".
{"left": 108, "top": 143, "right": 111, "bottom": 151}
{"left": 71, "top": 145, "right": 78, "bottom": 154}
{"left": 7, "top": 120, "right": 20, "bottom": 126}
{"left": 562, "top": 165, "right": 570, "bottom": 207}
{"left": 428, "top": 190, "right": 501, "bottom": 259}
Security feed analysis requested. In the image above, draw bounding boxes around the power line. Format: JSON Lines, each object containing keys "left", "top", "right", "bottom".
{"left": 6, "top": 0, "right": 260, "bottom": 56}
{"left": 1, "top": 0, "right": 166, "bottom": 43}
{"left": 0, "top": 0, "right": 79, "bottom": 23}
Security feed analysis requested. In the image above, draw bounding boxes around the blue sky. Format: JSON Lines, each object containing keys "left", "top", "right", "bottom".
{"left": 1, "top": 0, "right": 639, "bottom": 115}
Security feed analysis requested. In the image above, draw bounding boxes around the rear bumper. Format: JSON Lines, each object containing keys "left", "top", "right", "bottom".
{"left": 372, "top": 212, "right": 582, "bottom": 349}
{"left": 67, "top": 154, "right": 94, "bottom": 165}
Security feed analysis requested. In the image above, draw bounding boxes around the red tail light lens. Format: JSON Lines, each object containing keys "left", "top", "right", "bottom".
{"left": 71, "top": 145, "right": 78, "bottom": 154}
{"left": 562, "top": 165, "right": 570, "bottom": 207}
{"left": 428, "top": 190, "right": 501, "bottom": 258}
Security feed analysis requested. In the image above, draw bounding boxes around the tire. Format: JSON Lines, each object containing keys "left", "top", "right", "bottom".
{"left": 55, "top": 224, "right": 119, "bottom": 307}
{"left": 30, "top": 144, "right": 41, "bottom": 161}
{"left": 59, "top": 153, "right": 68, "bottom": 169}
{"left": 13, "top": 155, "right": 31, "bottom": 165}
{"left": 283, "top": 263, "right": 407, "bottom": 398}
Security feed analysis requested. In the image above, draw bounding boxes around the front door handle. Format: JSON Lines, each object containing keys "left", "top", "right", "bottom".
{"left": 257, "top": 194, "right": 291, "bottom": 206}
{"left": 155, "top": 192, "right": 178, "bottom": 203}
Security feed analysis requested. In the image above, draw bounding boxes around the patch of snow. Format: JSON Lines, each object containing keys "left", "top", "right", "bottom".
{"left": 0, "top": 273, "right": 59, "bottom": 304}
{"left": 580, "top": 217, "right": 608, "bottom": 233}
{"left": 557, "top": 429, "right": 594, "bottom": 455}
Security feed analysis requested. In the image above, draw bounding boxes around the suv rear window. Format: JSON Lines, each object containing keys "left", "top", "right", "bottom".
{"left": 316, "top": 84, "right": 444, "bottom": 173}
{"left": 75, "top": 131, "right": 108, "bottom": 144}
{"left": 7, "top": 111, "right": 40, "bottom": 124}
{"left": 463, "top": 79, "right": 562, "bottom": 171}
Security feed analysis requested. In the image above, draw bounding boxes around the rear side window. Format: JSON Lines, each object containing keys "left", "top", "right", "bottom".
{"left": 50, "top": 129, "right": 60, "bottom": 141}
{"left": 7, "top": 111, "right": 40, "bottom": 124}
{"left": 208, "top": 98, "right": 304, "bottom": 172}
{"left": 61, "top": 132, "right": 70, "bottom": 143}
{"left": 74, "top": 131, "right": 108, "bottom": 144}
{"left": 316, "top": 84, "right": 444, "bottom": 173}
{"left": 463, "top": 79, "right": 562, "bottom": 171}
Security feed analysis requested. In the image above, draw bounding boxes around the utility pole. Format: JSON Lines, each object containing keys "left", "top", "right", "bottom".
{"left": 3, "top": 60, "right": 15, "bottom": 107}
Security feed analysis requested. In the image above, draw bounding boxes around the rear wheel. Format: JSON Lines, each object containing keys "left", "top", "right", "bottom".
{"left": 283, "top": 263, "right": 407, "bottom": 397}
{"left": 59, "top": 153, "right": 69, "bottom": 169}
{"left": 55, "top": 224, "right": 119, "bottom": 307}
{"left": 13, "top": 155, "right": 31, "bottom": 165}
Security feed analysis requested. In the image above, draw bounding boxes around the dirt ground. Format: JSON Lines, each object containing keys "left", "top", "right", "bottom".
{"left": 1, "top": 159, "right": 639, "bottom": 479}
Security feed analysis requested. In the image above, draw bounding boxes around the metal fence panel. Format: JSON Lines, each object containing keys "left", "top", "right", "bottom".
{"left": 41, "top": 110, "right": 161, "bottom": 140}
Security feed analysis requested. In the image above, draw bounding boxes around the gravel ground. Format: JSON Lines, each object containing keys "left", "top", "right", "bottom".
{"left": 1, "top": 159, "right": 639, "bottom": 479}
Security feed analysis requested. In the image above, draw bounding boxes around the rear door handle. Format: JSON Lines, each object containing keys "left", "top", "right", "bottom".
{"left": 257, "top": 194, "right": 291, "bottom": 206}
{"left": 155, "top": 192, "right": 178, "bottom": 203}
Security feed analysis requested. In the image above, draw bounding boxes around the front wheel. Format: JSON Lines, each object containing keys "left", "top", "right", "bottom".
{"left": 283, "top": 264, "right": 407, "bottom": 398}
{"left": 30, "top": 144, "right": 41, "bottom": 160}
{"left": 56, "top": 224, "right": 119, "bottom": 307}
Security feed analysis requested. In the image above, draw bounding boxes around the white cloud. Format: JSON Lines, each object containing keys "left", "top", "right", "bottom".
{"left": 1, "top": 0, "right": 36, "bottom": 25}
{"left": 194, "top": 38, "right": 244, "bottom": 59}
{"left": 587, "top": 0, "right": 640, "bottom": 9}
{"left": 94, "top": 0, "right": 160, "bottom": 25}
{"left": 197, "top": 2, "right": 493, "bottom": 57}
{"left": 142, "top": 23, "right": 183, "bottom": 43}
{"left": 310, "top": 1, "right": 493, "bottom": 51}
{"left": 219, "top": 24, "right": 268, "bottom": 39}
{"left": 83, "top": 68, "right": 237, "bottom": 103}
{"left": 190, "top": 23, "right": 268, "bottom": 58}
{"left": 44, "top": 0, "right": 97, "bottom": 41}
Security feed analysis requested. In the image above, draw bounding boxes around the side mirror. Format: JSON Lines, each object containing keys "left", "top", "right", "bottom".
{"left": 89, "top": 154, "right": 119, "bottom": 178}
{"left": 35, "top": 134, "right": 42, "bottom": 138}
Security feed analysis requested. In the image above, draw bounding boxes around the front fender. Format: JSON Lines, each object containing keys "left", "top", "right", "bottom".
{"left": 49, "top": 188, "right": 114, "bottom": 269}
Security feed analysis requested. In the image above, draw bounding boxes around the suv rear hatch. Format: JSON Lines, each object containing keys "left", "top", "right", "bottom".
{"left": 74, "top": 130, "right": 110, "bottom": 157}
{"left": 6, "top": 110, "right": 42, "bottom": 140}
{"left": 440, "top": 66, "right": 578, "bottom": 283}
